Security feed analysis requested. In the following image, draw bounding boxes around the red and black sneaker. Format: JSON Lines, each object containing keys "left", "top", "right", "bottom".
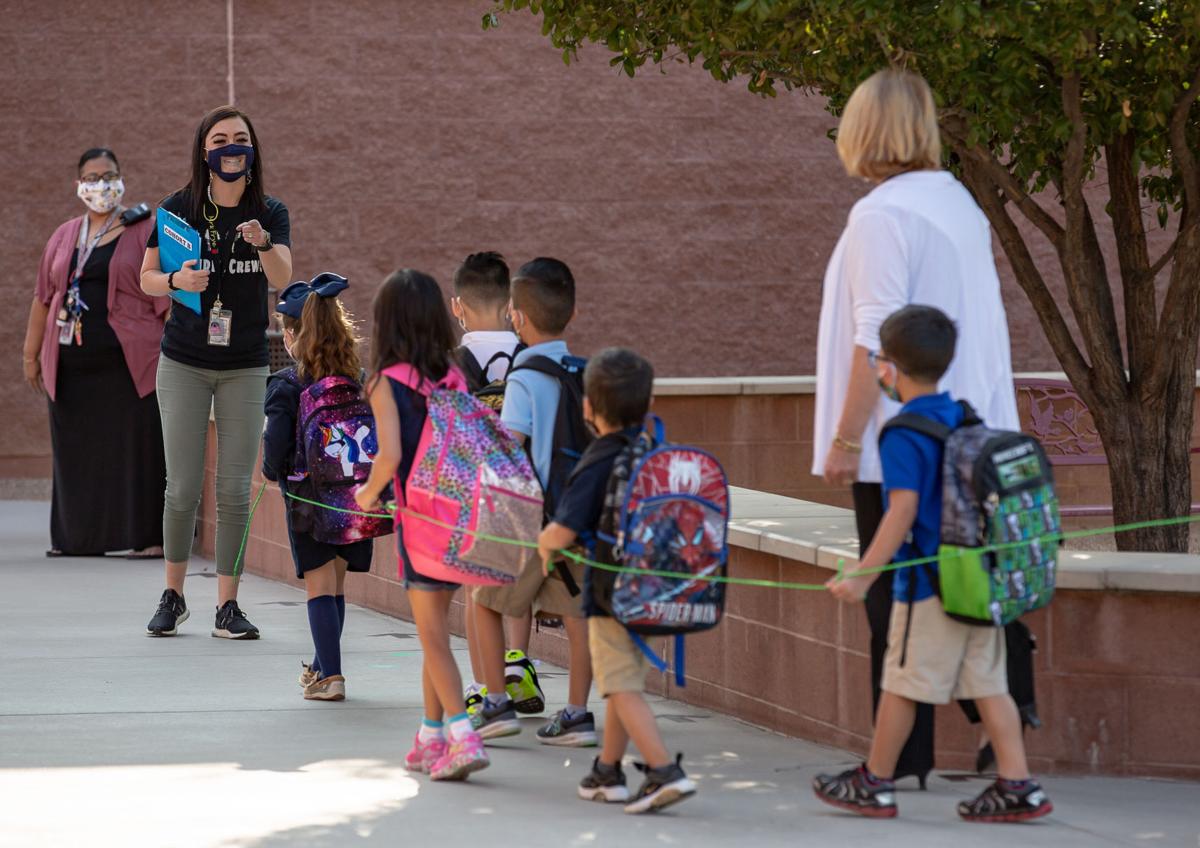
{"left": 958, "top": 778, "right": 1053, "bottom": 823}
{"left": 812, "top": 765, "right": 897, "bottom": 818}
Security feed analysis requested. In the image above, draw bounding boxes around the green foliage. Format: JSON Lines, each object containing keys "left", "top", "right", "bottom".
{"left": 485, "top": 1, "right": 1200, "bottom": 221}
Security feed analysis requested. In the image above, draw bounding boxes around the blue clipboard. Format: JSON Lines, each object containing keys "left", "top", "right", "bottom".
{"left": 156, "top": 208, "right": 203, "bottom": 314}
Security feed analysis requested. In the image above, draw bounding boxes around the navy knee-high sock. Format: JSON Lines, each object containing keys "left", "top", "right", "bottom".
{"left": 312, "top": 596, "right": 346, "bottom": 674}
{"left": 307, "top": 595, "right": 342, "bottom": 678}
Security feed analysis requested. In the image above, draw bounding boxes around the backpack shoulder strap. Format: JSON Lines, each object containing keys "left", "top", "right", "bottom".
{"left": 454, "top": 346, "right": 487, "bottom": 392}
{"left": 382, "top": 363, "right": 467, "bottom": 396}
{"left": 511, "top": 354, "right": 569, "bottom": 380}
{"left": 879, "top": 413, "right": 953, "bottom": 444}
{"left": 958, "top": 400, "right": 983, "bottom": 426}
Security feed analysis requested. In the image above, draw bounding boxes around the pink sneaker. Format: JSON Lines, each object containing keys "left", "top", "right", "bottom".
{"left": 405, "top": 733, "right": 448, "bottom": 774}
{"left": 430, "top": 730, "right": 490, "bottom": 781}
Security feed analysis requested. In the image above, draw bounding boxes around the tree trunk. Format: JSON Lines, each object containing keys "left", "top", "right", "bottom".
{"left": 1097, "top": 389, "right": 1193, "bottom": 552}
{"left": 1096, "top": 228, "right": 1200, "bottom": 552}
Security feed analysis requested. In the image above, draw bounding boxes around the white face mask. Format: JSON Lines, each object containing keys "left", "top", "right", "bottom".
{"left": 77, "top": 178, "right": 125, "bottom": 213}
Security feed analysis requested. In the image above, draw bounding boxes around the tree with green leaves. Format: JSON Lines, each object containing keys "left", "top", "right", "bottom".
{"left": 486, "top": 0, "right": 1200, "bottom": 552}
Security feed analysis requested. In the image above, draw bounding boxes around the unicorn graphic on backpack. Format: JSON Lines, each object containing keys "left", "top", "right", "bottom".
{"left": 321, "top": 423, "right": 374, "bottom": 478}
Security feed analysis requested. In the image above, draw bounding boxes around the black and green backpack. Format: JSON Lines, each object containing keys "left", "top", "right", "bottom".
{"left": 881, "top": 401, "right": 1061, "bottom": 627}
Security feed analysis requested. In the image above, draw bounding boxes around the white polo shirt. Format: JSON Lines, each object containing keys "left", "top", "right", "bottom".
{"left": 812, "top": 170, "right": 1020, "bottom": 484}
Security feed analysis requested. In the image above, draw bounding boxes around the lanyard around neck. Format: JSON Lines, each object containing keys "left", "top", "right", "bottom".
{"left": 70, "top": 210, "right": 122, "bottom": 287}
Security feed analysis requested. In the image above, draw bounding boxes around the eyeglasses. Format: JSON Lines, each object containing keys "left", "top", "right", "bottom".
{"left": 867, "top": 351, "right": 894, "bottom": 368}
{"left": 80, "top": 171, "right": 120, "bottom": 184}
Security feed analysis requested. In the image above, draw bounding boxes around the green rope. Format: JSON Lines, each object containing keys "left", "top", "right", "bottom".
{"left": 231, "top": 482, "right": 269, "bottom": 578}
{"left": 259, "top": 489, "right": 1200, "bottom": 591}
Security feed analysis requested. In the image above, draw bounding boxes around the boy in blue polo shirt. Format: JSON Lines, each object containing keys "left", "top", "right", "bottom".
{"left": 471, "top": 258, "right": 596, "bottom": 747}
{"left": 816, "top": 305, "right": 1051, "bottom": 823}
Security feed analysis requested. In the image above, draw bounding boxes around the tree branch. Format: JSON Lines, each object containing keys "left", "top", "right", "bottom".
{"left": 1169, "top": 64, "right": 1200, "bottom": 212}
{"left": 1105, "top": 134, "right": 1156, "bottom": 383}
{"left": 1059, "top": 71, "right": 1126, "bottom": 395}
{"left": 940, "top": 115, "right": 1065, "bottom": 251}
{"left": 953, "top": 145, "right": 1092, "bottom": 396}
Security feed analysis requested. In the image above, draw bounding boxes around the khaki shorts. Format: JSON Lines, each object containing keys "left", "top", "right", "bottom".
{"left": 589, "top": 616, "right": 650, "bottom": 696}
{"left": 472, "top": 559, "right": 585, "bottom": 620}
{"left": 882, "top": 597, "right": 1008, "bottom": 704}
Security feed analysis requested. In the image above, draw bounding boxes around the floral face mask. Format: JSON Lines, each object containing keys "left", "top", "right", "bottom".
{"left": 77, "top": 177, "right": 125, "bottom": 213}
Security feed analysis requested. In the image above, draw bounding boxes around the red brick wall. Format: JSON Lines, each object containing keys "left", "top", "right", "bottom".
{"left": 6, "top": 0, "right": 1119, "bottom": 476}
{"left": 652, "top": 389, "right": 1200, "bottom": 514}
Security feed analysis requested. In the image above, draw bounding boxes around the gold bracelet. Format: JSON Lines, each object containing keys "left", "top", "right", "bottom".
{"left": 833, "top": 435, "right": 863, "bottom": 454}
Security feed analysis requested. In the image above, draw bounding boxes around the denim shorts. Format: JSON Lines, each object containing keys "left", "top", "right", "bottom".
{"left": 398, "top": 525, "right": 459, "bottom": 593}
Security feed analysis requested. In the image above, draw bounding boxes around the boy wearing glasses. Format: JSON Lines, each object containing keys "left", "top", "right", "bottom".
{"left": 815, "top": 305, "right": 1051, "bottom": 823}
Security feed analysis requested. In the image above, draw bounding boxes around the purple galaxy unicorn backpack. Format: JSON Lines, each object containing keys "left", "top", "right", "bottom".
{"left": 286, "top": 370, "right": 393, "bottom": 545}
{"left": 382, "top": 363, "right": 543, "bottom": 585}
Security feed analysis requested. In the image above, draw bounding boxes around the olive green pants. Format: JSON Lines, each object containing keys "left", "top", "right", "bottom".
{"left": 156, "top": 355, "right": 268, "bottom": 575}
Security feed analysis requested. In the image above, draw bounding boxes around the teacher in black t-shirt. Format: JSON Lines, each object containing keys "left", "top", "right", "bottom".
{"left": 139, "top": 105, "right": 292, "bottom": 640}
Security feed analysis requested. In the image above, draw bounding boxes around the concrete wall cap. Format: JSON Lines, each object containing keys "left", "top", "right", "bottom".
{"left": 655, "top": 371, "right": 1200, "bottom": 396}
{"left": 728, "top": 486, "right": 1200, "bottom": 594}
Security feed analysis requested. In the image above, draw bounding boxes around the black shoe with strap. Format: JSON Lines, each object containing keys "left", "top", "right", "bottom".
{"left": 212, "top": 600, "right": 260, "bottom": 640}
{"left": 146, "top": 589, "right": 189, "bottom": 637}
{"left": 958, "top": 779, "right": 1052, "bottom": 823}
{"left": 812, "top": 765, "right": 898, "bottom": 818}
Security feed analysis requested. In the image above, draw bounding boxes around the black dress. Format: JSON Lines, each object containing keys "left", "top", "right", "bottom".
{"left": 48, "top": 240, "right": 166, "bottom": 554}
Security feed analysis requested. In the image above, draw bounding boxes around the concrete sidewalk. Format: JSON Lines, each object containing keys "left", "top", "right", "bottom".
{"left": 1, "top": 500, "right": 1196, "bottom": 847}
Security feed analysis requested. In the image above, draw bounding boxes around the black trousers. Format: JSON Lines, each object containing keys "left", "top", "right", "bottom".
{"left": 852, "top": 483, "right": 936, "bottom": 780}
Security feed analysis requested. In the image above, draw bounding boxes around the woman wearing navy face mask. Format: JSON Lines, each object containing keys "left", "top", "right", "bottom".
{"left": 140, "top": 105, "right": 293, "bottom": 640}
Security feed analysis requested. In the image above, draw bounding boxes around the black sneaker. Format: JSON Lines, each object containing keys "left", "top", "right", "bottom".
{"left": 146, "top": 589, "right": 188, "bottom": 636}
{"left": 958, "top": 779, "right": 1052, "bottom": 822}
{"left": 212, "top": 600, "right": 260, "bottom": 640}
{"left": 624, "top": 754, "right": 696, "bottom": 814}
{"left": 474, "top": 698, "right": 521, "bottom": 740}
{"left": 812, "top": 765, "right": 897, "bottom": 818}
{"left": 536, "top": 709, "right": 597, "bottom": 747}
{"left": 578, "top": 757, "right": 630, "bottom": 803}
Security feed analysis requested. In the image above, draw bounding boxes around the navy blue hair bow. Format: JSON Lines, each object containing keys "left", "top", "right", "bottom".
{"left": 275, "top": 272, "right": 349, "bottom": 319}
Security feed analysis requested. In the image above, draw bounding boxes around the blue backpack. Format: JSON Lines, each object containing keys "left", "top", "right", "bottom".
{"left": 587, "top": 416, "right": 730, "bottom": 684}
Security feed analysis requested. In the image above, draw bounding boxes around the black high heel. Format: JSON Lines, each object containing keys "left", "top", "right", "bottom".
{"left": 895, "top": 769, "right": 930, "bottom": 790}
{"left": 975, "top": 742, "right": 996, "bottom": 774}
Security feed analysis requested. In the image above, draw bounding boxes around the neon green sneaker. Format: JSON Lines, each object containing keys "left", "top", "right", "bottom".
{"left": 505, "top": 650, "right": 546, "bottom": 715}
{"left": 465, "top": 684, "right": 486, "bottom": 725}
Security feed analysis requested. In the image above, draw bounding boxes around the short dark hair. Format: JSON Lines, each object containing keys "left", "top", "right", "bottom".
{"left": 453, "top": 252, "right": 510, "bottom": 308}
{"left": 584, "top": 348, "right": 655, "bottom": 428}
{"left": 879, "top": 305, "right": 957, "bottom": 382}
{"left": 511, "top": 257, "right": 575, "bottom": 335}
{"left": 78, "top": 148, "right": 119, "bottom": 174}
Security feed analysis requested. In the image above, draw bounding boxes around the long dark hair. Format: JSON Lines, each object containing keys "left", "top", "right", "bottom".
{"left": 368, "top": 270, "right": 456, "bottom": 385}
{"left": 184, "top": 105, "right": 266, "bottom": 224}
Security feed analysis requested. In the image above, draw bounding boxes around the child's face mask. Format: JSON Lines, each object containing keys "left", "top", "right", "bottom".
{"left": 872, "top": 352, "right": 903, "bottom": 403}
{"left": 508, "top": 305, "right": 527, "bottom": 340}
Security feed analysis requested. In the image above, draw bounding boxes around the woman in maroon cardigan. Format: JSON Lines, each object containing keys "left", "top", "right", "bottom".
{"left": 21, "top": 148, "right": 168, "bottom": 558}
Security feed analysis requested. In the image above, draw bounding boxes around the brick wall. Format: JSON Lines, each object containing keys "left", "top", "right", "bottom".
{"left": 651, "top": 389, "right": 1200, "bottom": 515}
{"left": 6, "top": 0, "right": 1133, "bottom": 477}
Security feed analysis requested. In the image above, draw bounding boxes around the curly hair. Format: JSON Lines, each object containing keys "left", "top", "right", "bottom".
{"left": 281, "top": 293, "right": 361, "bottom": 382}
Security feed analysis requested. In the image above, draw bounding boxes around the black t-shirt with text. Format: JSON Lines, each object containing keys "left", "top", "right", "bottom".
{"left": 147, "top": 188, "right": 291, "bottom": 370}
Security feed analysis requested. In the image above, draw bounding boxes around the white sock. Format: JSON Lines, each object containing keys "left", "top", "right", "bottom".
{"left": 447, "top": 712, "right": 474, "bottom": 742}
{"left": 564, "top": 703, "right": 587, "bottom": 720}
{"left": 418, "top": 720, "right": 444, "bottom": 744}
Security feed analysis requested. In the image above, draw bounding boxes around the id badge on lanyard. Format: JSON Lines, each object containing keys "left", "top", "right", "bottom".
{"left": 208, "top": 296, "right": 233, "bottom": 347}
{"left": 58, "top": 211, "right": 120, "bottom": 347}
